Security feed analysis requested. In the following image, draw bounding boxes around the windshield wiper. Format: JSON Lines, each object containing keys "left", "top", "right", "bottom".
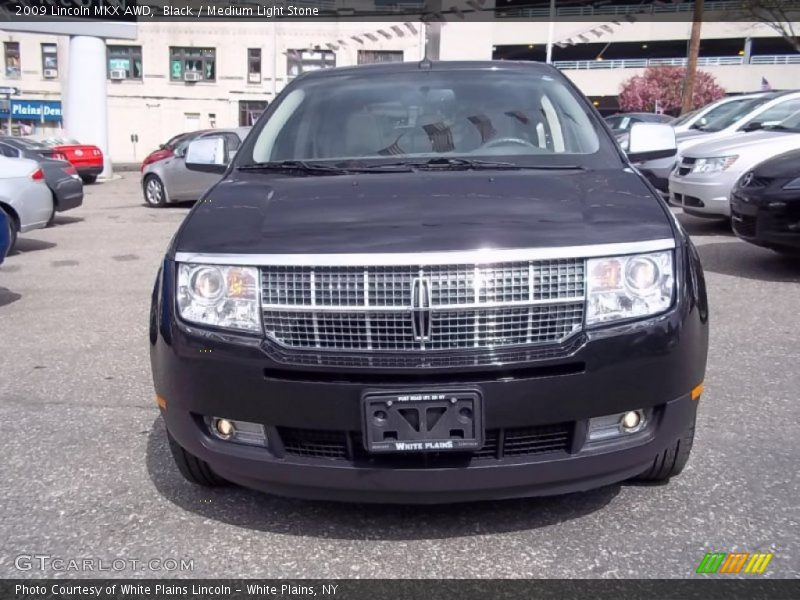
{"left": 239, "top": 158, "right": 584, "bottom": 174}
{"left": 237, "top": 160, "right": 349, "bottom": 175}
{"left": 356, "top": 157, "right": 584, "bottom": 171}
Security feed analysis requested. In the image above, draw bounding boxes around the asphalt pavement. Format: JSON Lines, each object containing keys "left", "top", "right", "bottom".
{"left": 0, "top": 174, "right": 798, "bottom": 579}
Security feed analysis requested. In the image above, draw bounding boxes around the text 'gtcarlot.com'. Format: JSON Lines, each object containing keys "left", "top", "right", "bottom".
{"left": 14, "top": 554, "right": 194, "bottom": 572}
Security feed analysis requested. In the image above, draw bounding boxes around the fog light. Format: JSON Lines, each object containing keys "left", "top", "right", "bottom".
{"left": 208, "top": 417, "right": 267, "bottom": 446}
{"left": 588, "top": 409, "right": 648, "bottom": 441}
{"left": 213, "top": 418, "right": 235, "bottom": 439}
{"left": 621, "top": 411, "right": 641, "bottom": 431}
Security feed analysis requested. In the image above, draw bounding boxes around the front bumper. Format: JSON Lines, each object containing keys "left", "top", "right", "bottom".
{"left": 669, "top": 172, "right": 737, "bottom": 218}
{"left": 76, "top": 165, "right": 103, "bottom": 177}
{"left": 162, "top": 390, "right": 697, "bottom": 503}
{"left": 150, "top": 245, "right": 708, "bottom": 503}
{"left": 636, "top": 158, "right": 677, "bottom": 194}
{"left": 731, "top": 191, "right": 800, "bottom": 251}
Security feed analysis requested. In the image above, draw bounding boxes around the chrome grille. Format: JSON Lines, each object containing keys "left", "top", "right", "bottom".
{"left": 261, "top": 259, "right": 585, "bottom": 352}
{"left": 676, "top": 156, "right": 696, "bottom": 177}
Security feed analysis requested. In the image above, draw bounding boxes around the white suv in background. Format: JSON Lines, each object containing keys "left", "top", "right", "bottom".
{"left": 669, "top": 110, "right": 800, "bottom": 218}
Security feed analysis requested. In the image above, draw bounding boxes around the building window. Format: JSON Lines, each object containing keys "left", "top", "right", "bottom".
{"left": 287, "top": 49, "right": 335, "bottom": 78}
{"left": 357, "top": 50, "right": 404, "bottom": 65}
{"left": 4, "top": 42, "right": 20, "bottom": 79}
{"left": 41, "top": 43, "right": 58, "bottom": 78}
{"left": 247, "top": 48, "right": 261, "bottom": 84}
{"left": 107, "top": 45, "right": 142, "bottom": 80}
{"left": 239, "top": 100, "right": 268, "bottom": 126}
{"left": 170, "top": 47, "right": 216, "bottom": 82}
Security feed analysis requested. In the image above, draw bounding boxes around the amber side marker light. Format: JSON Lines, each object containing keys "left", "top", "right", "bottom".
{"left": 691, "top": 383, "right": 704, "bottom": 401}
{"left": 156, "top": 395, "right": 167, "bottom": 410}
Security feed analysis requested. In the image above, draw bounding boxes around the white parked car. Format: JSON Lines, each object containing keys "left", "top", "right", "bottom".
{"left": 668, "top": 111, "right": 800, "bottom": 218}
{"left": 0, "top": 156, "right": 54, "bottom": 250}
{"left": 669, "top": 92, "right": 769, "bottom": 134}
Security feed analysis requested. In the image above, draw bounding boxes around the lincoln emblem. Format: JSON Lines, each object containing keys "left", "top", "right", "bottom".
{"left": 410, "top": 276, "right": 432, "bottom": 341}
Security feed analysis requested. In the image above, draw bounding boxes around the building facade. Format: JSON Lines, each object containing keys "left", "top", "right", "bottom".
{"left": 1, "top": 13, "right": 798, "bottom": 164}
{"left": 0, "top": 22, "right": 425, "bottom": 163}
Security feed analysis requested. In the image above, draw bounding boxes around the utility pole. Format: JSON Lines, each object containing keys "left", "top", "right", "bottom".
{"left": 546, "top": 0, "right": 556, "bottom": 64}
{"left": 681, "top": 0, "right": 704, "bottom": 115}
{"left": 422, "top": 0, "right": 443, "bottom": 60}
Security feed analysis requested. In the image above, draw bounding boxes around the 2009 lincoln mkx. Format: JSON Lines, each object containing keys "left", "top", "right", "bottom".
{"left": 149, "top": 61, "right": 709, "bottom": 503}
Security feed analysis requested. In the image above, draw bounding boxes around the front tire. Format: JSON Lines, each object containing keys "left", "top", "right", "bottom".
{"left": 167, "top": 430, "right": 228, "bottom": 487}
{"left": 144, "top": 175, "right": 167, "bottom": 207}
{"left": 633, "top": 416, "right": 695, "bottom": 482}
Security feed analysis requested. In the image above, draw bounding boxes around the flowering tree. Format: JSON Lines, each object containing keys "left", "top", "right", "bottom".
{"left": 618, "top": 67, "right": 726, "bottom": 115}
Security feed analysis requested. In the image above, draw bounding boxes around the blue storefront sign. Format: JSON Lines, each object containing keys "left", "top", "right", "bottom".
{"left": 0, "top": 99, "right": 62, "bottom": 122}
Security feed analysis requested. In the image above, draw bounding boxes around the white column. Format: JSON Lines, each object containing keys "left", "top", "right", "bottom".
{"left": 64, "top": 35, "right": 111, "bottom": 178}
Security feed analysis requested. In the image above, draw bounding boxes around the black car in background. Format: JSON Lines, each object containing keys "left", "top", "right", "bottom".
{"left": 150, "top": 61, "right": 709, "bottom": 503}
{"left": 0, "top": 136, "right": 83, "bottom": 225}
{"left": 731, "top": 148, "right": 800, "bottom": 255}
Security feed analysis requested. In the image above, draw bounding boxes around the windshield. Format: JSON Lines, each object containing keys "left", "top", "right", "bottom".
{"left": 39, "top": 137, "right": 81, "bottom": 147}
{"left": 605, "top": 115, "right": 638, "bottom": 131}
{"left": 174, "top": 134, "right": 204, "bottom": 156}
{"left": 243, "top": 68, "right": 608, "bottom": 168}
{"left": 697, "top": 97, "right": 771, "bottom": 132}
{"left": 5, "top": 138, "right": 48, "bottom": 151}
{"left": 671, "top": 109, "right": 698, "bottom": 127}
{"left": 746, "top": 98, "right": 800, "bottom": 129}
{"left": 164, "top": 133, "right": 190, "bottom": 149}
{"left": 767, "top": 110, "right": 800, "bottom": 132}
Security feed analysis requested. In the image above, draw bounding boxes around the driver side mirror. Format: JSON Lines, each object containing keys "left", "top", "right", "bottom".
{"left": 185, "top": 136, "right": 230, "bottom": 174}
{"left": 626, "top": 123, "right": 677, "bottom": 162}
{"left": 741, "top": 121, "right": 763, "bottom": 132}
{"left": 690, "top": 116, "right": 708, "bottom": 130}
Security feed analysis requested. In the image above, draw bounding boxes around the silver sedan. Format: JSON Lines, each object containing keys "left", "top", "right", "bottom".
{"left": 141, "top": 128, "right": 250, "bottom": 207}
{"left": 0, "top": 156, "right": 54, "bottom": 250}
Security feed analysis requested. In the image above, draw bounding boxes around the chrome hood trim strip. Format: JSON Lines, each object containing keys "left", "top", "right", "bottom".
{"left": 175, "top": 238, "right": 676, "bottom": 266}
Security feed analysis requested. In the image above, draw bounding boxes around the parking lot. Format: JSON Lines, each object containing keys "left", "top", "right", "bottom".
{"left": 0, "top": 172, "right": 798, "bottom": 579}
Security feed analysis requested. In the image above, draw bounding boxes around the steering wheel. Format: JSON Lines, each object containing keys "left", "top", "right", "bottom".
{"left": 481, "top": 137, "right": 538, "bottom": 150}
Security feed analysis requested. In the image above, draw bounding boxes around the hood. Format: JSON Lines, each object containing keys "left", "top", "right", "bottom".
{"left": 174, "top": 168, "right": 674, "bottom": 255}
{"left": 752, "top": 147, "right": 800, "bottom": 179}
{"left": 683, "top": 130, "right": 800, "bottom": 159}
{"left": 675, "top": 130, "right": 709, "bottom": 143}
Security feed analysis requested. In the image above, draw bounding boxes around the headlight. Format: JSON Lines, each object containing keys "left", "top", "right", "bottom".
{"left": 691, "top": 155, "right": 738, "bottom": 174}
{"left": 783, "top": 177, "right": 800, "bottom": 190}
{"left": 177, "top": 263, "right": 261, "bottom": 332}
{"left": 586, "top": 251, "right": 674, "bottom": 325}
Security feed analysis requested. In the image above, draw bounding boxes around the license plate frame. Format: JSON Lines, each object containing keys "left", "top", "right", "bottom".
{"left": 362, "top": 389, "right": 483, "bottom": 454}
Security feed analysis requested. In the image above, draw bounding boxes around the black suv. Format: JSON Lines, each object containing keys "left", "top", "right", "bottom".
{"left": 149, "top": 61, "right": 709, "bottom": 503}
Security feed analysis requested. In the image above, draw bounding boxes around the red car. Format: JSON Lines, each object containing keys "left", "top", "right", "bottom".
{"left": 37, "top": 137, "right": 103, "bottom": 184}
{"left": 140, "top": 130, "right": 211, "bottom": 171}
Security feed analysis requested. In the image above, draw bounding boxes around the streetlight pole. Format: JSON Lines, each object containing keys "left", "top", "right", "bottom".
{"left": 546, "top": 0, "right": 556, "bottom": 64}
